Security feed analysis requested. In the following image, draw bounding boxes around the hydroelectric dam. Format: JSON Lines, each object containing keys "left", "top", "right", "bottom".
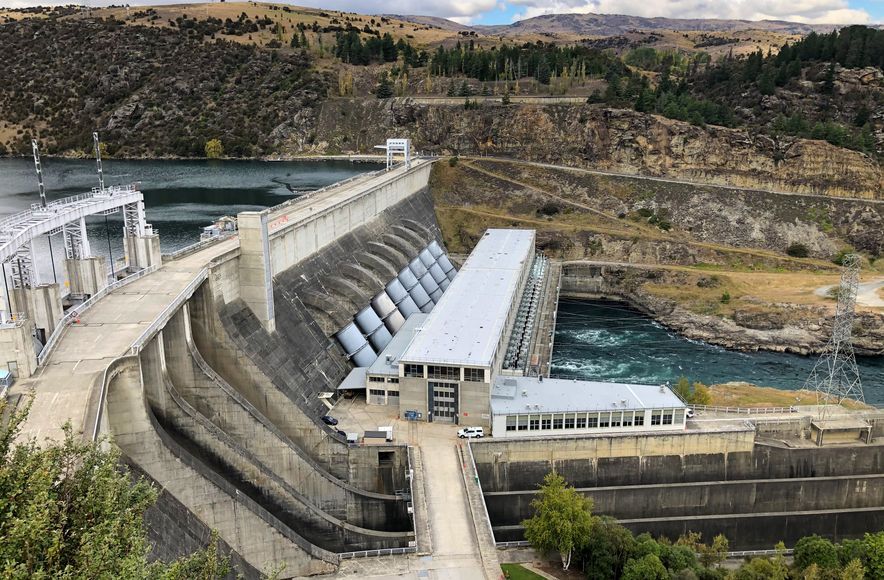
{"left": 3, "top": 151, "right": 884, "bottom": 578}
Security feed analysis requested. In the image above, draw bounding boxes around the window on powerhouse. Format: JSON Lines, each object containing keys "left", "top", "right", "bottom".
{"left": 369, "top": 389, "right": 385, "bottom": 397}
{"left": 403, "top": 364, "right": 424, "bottom": 378}
{"left": 500, "top": 410, "right": 683, "bottom": 431}
{"left": 463, "top": 367, "right": 485, "bottom": 382}
{"left": 368, "top": 376, "right": 386, "bottom": 383}
{"left": 427, "top": 365, "right": 460, "bottom": 380}
{"left": 388, "top": 390, "right": 400, "bottom": 397}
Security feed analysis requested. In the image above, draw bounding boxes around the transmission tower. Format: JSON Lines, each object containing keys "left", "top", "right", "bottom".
{"left": 804, "top": 253, "right": 864, "bottom": 408}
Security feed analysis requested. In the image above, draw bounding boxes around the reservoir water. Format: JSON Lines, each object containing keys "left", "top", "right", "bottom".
{"left": 0, "top": 157, "right": 380, "bottom": 281}
{"left": 552, "top": 298, "right": 884, "bottom": 405}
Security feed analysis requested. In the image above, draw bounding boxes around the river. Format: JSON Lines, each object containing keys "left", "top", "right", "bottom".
{"left": 552, "top": 298, "right": 884, "bottom": 405}
{"left": 0, "top": 157, "right": 380, "bottom": 281}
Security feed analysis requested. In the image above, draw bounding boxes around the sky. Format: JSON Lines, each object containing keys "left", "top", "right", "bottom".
{"left": 1, "top": 0, "right": 882, "bottom": 26}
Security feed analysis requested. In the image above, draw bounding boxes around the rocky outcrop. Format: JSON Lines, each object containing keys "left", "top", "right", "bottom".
{"left": 561, "top": 262, "right": 884, "bottom": 355}
{"left": 299, "top": 99, "right": 883, "bottom": 199}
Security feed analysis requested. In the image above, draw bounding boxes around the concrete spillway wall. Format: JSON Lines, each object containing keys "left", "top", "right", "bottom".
{"left": 101, "top": 163, "right": 448, "bottom": 574}
{"left": 212, "top": 187, "right": 440, "bottom": 491}
{"left": 106, "top": 355, "right": 336, "bottom": 578}
{"left": 474, "top": 434, "right": 884, "bottom": 549}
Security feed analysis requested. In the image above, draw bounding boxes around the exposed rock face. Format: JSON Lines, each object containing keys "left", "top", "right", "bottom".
{"left": 301, "top": 100, "right": 883, "bottom": 199}
{"left": 562, "top": 263, "right": 884, "bottom": 356}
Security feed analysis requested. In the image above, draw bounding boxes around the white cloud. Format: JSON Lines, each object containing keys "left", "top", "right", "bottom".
{"left": 508, "top": 0, "right": 871, "bottom": 24}
{"left": 0, "top": 0, "right": 871, "bottom": 25}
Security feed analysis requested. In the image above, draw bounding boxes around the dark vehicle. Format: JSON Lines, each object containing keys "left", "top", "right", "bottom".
{"left": 321, "top": 415, "right": 339, "bottom": 426}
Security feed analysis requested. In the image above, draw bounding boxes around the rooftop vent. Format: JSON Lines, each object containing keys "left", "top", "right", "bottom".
{"left": 386, "top": 355, "right": 393, "bottom": 363}
{"left": 521, "top": 389, "right": 528, "bottom": 397}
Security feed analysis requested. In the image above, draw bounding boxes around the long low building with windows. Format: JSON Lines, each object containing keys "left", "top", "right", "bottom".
{"left": 490, "top": 376, "right": 687, "bottom": 437}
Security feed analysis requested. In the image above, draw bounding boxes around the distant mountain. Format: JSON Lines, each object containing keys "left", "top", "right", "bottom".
{"left": 395, "top": 12, "right": 880, "bottom": 38}
{"left": 382, "top": 14, "right": 472, "bottom": 32}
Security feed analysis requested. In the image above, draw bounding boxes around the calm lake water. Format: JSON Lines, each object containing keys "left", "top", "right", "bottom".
{"left": 0, "top": 157, "right": 380, "bottom": 281}
{"left": 552, "top": 298, "right": 884, "bottom": 405}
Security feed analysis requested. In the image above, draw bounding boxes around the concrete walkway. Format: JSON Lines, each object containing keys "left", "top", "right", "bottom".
{"left": 328, "top": 397, "right": 495, "bottom": 579}
{"left": 11, "top": 238, "right": 239, "bottom": 444}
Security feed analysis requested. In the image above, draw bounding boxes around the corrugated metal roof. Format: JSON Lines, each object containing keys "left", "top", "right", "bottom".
{"left": 400, "top": 229, "right": 535, "bottom": 367}
{"left": 490, "top": 376, "right": 686, "bottom": 415}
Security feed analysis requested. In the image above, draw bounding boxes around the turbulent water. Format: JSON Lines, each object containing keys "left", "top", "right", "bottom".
{"left": 552, "top": 298, "right": 884, "bottom": 405}
{"left": 0, "top": 157, "right": 380, "bottom": 281}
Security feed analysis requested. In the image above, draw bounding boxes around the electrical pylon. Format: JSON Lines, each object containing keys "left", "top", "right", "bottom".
{"left": 804, "top": 253, "right": 864, "bottom": 410}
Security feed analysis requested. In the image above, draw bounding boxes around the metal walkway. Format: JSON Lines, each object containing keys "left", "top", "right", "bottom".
{"left": 0, "top": 184, "right": 146, "bottom": 264}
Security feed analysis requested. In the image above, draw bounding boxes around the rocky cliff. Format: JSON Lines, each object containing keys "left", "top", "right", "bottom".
{"left": 293, "top": 99, "right": 883, "bottom": 200}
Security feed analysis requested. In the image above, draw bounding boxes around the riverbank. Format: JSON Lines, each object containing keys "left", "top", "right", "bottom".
{"left": 560, "top": 263, "right": 884, "bottom": 357}
{"left": 707, "top": 382, "right": 871, "bottom": 409}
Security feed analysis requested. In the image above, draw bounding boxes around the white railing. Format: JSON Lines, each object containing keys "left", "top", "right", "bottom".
{"left": 691, "top": 405, "right": 799, "bottom": 415}
{"left": 37, "top": 265, "right": 159, "bottom": 366}
{"left": 128, "top": 267, "right": 209, "bottom": 355}
{"left": 337, "top": 547, "right": 416, "bottom": 560}
{"left": 494, "top": 541, "right": 793, "bottom": 559}
{"left": 162, "top": 232, "right": 237, "bottom": 262}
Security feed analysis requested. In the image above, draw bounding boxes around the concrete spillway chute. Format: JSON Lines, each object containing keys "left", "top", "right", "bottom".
{"left": 438, "top": 278, "right": 451, "bottom": 292}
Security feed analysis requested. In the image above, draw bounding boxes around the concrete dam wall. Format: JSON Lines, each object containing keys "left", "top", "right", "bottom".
{"left": 104, "top": 162, "right": 440, "bottom": 576}
{"left": 474, "top": 434, "right": 884, "bottom": 549}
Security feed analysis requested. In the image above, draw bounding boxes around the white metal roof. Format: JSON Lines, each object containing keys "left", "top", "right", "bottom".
{"left": 400, "top": 229, "right": 535, "bottom": 367}
{"left": 490, "top": 376, "right": 687, "bottom": 415}
{"left": 367, "top": 313, "right": 429, "bottom": 376}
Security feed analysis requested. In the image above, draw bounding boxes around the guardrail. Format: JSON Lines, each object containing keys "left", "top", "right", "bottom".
{"left": 128, "top": 267, "right": 209, "bottom": 355}
{"left": 337, "top": 547, "right": 416, "bottom": 560}
{"left": 162, "top": 232, "right": 237, "bottom": 262}
{"left": 37, "top": 265, "right": 159, "bottom": 366}
{"left": 494, "top": 541, "right": 794, "bottom": 559}
{"left": 691, "top": 405, "right": 799, "bottom": 415}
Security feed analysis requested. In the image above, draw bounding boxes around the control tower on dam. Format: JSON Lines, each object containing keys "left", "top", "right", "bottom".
{"left": 10, "top": 154, "right": 442, "bottom": 577}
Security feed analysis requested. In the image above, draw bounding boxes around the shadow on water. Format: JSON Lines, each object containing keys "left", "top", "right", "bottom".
{"left": 551, "top": 298, "right": 884, "bottom": 404}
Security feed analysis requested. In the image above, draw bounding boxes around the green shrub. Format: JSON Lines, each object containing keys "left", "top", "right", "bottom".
{"left": 720, "top": 291, "right": 731, "bottom": 304}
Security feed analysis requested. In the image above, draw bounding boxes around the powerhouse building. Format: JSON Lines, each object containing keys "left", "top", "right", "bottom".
{"left": 397, "top": 229, "right": 536, "bottom": 424}
{"left": 336, "top": 227, "right": 687, "bottom": 435}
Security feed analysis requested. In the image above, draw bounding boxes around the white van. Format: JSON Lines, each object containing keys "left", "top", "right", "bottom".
{"left": 457, "top": 426, "right": 485, "bottom": 439}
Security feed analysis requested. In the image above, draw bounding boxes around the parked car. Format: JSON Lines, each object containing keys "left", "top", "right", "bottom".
{"left": 321, "top": 415, "right": 339, "bottom": 426}
{"left": 686, "top": 408, "right": 695, "bottom": 419}
{"left": 457, "top": 426, "right": 484, "bottom": 439}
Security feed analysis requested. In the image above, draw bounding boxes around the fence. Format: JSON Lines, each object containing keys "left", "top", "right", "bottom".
{"left": 37, "top": 265, "right": 159, "bottom": 366}
{"left": 162, "top": 232, "right": 237, "bottom": 262}
{"left": 337, "top": 547, "right": 416, "bottom": 560}
{"left": 690, "top": 405, "right": 799, "bottom": 415}
{"left": 128, "top": 267, "right": 209, "bottom": 354}
{"left": 495, "top": 541, "right": 794, "bottom": 559}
